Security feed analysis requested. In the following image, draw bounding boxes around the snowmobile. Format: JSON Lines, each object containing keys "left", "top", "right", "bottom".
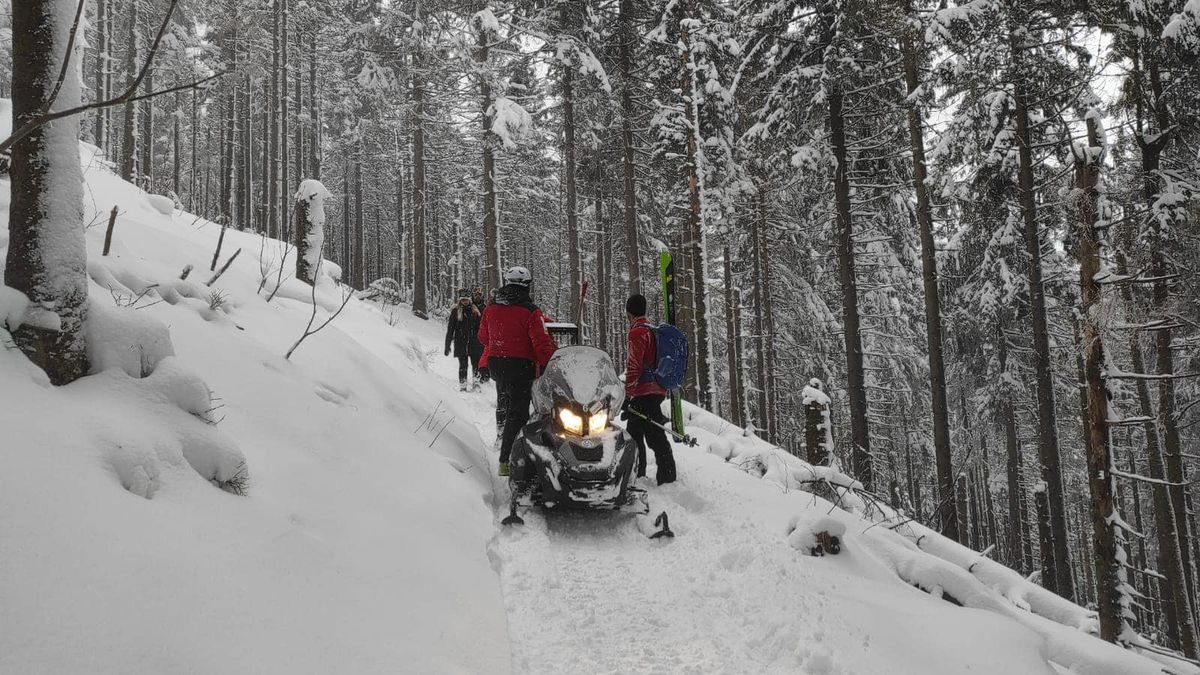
{"left": 502, "top": 346, "right": 673, "bottom": 539}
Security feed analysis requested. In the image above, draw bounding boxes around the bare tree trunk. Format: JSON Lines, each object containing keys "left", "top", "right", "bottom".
{"left": 724, "top": 245, "right": 742, "bottom": 427}
{"left": 140, "top": 68, "right": 154, "bottom": 189}
{"left": 1001, "top": 323, "right": 1028, "bottom": 572}
{"left": 762, "top": 220, "right": 777, "bottom": 441}
{"left": 411, "top": 46, "right": 428, "bottom": 318}
{"left": 280, "top": 0, "right": 290, "bottom": 241}
{"left": 94, "top": 0, "right": 108, "bottom": 153}
{"left": 901, "top": 13, "right": 957, "bottom": 543}
{"left": 1012, "top": 49, "right": 1073, "bottom": 599}
{"left": 7, "top": 0, "right": 90, "bottom": 384}
{"left": 353, "top": 152, "right": 364, "bottom": 290}
{"left": 751, "top": 192, "right": 768, "bottom": 436}
{"left": 561, "top": 3, "right": 581, "bottom": 321}
{"left": 829, "top": 85, "right": 872, "bottom": 489}
{"left": 118, "top": 0, "right": 139, "bottom": 182}
{"left": 341, "top": 160, "right": 351, "bottom": 275}
{"left": 1075, "top": 118, "right": 1123, "bottom": 642}
{"left": 618, "top": 0, "right": 640, "bottom": 294}
{"left": 267, "top": 0, "right": 280, "bottom": 239}
{"left": 477, "top": 16, "right": 500, "bottom": 292}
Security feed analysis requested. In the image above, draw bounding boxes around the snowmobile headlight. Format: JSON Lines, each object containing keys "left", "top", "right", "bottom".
{"left": 558, "top": 407, "right": 584, "bottom": 435}
{"left": 588, "top": 411, "right": 608, "bottom": 435}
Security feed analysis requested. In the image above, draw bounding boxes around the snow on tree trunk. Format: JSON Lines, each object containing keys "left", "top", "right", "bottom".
{"left": 6, "top": 0, "right": 91, "bottom": 385}
{"left": 294, "top": 179, "right": 330, "bottom": 283}
{"left": 803, "top": 379, "right": 832, "bottom": 467}
{"left": 1073, "top": 115, "right": 1126, "bottom": 643}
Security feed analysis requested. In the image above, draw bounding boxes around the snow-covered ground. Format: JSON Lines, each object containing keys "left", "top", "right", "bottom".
{"left": 2, "top": 138, "right": 1195, "bottom": 674}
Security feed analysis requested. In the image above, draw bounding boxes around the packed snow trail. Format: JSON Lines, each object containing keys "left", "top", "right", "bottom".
{"left": 424, "top": 351, "right": 1053, "bottom": 675}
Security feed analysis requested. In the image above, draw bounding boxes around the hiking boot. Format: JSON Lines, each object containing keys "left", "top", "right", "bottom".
{"left": 498, "top": 462, "right": 510, "bottom": 477}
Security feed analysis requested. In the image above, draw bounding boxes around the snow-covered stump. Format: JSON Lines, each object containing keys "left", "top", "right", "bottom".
{"left": 293, "top": 179, "right": 330, "bottom": 283}
{"left": 803, "top": 379, "right": 832, "bottom": 466}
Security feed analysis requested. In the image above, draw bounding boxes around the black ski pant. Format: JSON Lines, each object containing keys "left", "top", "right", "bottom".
{"left": 457, "top": 350, "right": 482, "bottom": 384}
{"left": 627, "top": 394, "right": 676, "bottom": 485}
{"left": 488, "top": 356, "right": 535, "bottom": 464}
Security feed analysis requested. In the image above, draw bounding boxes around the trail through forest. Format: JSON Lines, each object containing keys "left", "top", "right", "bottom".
{"left": 424, "top": 349, "right": 1054, "bottom": 675}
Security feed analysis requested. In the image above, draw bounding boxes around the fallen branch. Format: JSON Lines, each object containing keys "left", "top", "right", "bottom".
{"left": 206, "top": 248, "right": 241, "bottom": 287}
{"left": 284, "top": 261, "right": 353, "bottom": 360}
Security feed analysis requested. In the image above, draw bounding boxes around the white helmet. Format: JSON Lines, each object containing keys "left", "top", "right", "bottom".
{"left": 503, "top": 266, "right": 533, "bottom": 287}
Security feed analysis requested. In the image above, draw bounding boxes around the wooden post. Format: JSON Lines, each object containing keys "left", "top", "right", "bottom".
{"left": 102, "top": 205, "right": 119, "bottom": 256}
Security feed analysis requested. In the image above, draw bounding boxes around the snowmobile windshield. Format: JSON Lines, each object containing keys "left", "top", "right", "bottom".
{"left": 533, "top": 346, "right": 625, "bottom": 417}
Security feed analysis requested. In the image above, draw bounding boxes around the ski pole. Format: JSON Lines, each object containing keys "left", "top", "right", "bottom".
{"left": 625, "top": 408, "right": 699, "bottom": 447}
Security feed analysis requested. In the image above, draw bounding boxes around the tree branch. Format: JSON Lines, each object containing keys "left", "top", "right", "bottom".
{"left": 0, "top": 0, "right": 186, "bottom": 158}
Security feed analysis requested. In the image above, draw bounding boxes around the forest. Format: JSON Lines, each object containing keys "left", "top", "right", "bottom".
{"left": 2, "top": 0, "right": 1199, "bottom": 662}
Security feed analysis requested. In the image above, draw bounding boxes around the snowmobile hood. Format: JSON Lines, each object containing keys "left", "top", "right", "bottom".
{"left": 533, "top": 346, "right": 625, "bottom": 416}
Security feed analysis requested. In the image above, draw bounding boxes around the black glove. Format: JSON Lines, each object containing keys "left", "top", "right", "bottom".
{"left": 444, "top": 345, "right": 451, "bottom": 356}
{"left": 620, "top": 400, "right": 630, "bottom": 421}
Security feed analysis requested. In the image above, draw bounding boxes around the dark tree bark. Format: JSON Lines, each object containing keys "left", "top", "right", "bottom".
{"left": 476, "top": 11, "right": 499, "bottom": 292}
{"left": 724, "top": 245, "right": 742, "bottom": 427}
{"left": 1001, "top": 323, "right": 1028, "bottom": 573}
{"left": 411, "top": 44, "right": 428, "bottom": 318}
{"left": 561, "top": 3, "right": 581, "bottom": 320}
{"left": 901, "top": 10, "right": 957, "bottom": 543}
{"left": 1012, "top": 44, "right": 1073, "bottom": 600}
{"left": 829, "top": 85, "right": 872, "bottom": 489}
{"left": 679, "top": 4, "right": 711, "bottom": 410}
{"left": 618, "top": 0, "right": 640, "bottom": 294}
{"left": 353, "top": 152, "right": 364, "bottom": 290}
{"left": 280, "top": 0, "right": 290, "bottom": 241}
{"left": 94, "top": 0, "right": 108, "bottom": 153}
{"left": 1074, "top": 118, "right": 1122, "bottom": 642}
{"left": 751, "top": 192, "right": 768, "bottom": 437}
{"left": 118, "top": 0, "right": 140, "bottom": 182}
{"left": 7, "top": 0, "right": 91, "bottom": 385}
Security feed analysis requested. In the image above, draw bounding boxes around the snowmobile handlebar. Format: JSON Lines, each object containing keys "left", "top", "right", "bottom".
{"left": 624, "top": 407, "right": 699, "bottom": 447}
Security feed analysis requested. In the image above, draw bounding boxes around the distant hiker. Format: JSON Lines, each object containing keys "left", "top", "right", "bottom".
{"left": 621, "top": 294, "right": 676, "bottom": 485}
{"left": 478, "top": 266, "right": 557, "bottom": 476}
{"left": 471, "top": 288, "right": 490, "bottom": 383}
{"left": 445, "top": 289, "right": 484, "bottom": 391}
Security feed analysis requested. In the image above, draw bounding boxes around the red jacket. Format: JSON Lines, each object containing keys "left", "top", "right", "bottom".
{"left": 625, "top": 317, "right": 667, "bottom": 398}
{"left": 477, "top": 290, "right": 557, "bottom": 370}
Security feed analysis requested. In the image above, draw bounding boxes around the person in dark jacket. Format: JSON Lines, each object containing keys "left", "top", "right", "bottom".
{"left": 478, "top": 266, "right": 557, "bottom": 476}
{"left": 445, "top": 289, "right": 484, "bottom": 390}
{"left": 621, "top": 294, "right": 676, "bottom": 485}
{"left": 471, "top": 288, "right": 490, "bottom": 383}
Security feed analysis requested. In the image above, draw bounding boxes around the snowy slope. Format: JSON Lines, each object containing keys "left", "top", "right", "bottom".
{"left": 1, "top": 143, "right": 510, "bottom": 673}
{"left": 1, "top": 137, "right": 1195, "bottom": 674}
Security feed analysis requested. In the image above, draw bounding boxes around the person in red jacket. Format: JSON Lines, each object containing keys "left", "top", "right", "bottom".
{"left": 622, "top": 294, "right": 676, "bottom": 485}
{"left": 478, "top": 266, "right": 557, "bottom": 476}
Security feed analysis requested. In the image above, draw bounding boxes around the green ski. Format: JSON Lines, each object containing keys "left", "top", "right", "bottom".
{"left": 659, "top": 251, "right": 685, "bottom": 436}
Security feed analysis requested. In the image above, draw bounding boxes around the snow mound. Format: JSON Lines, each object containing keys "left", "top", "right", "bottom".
{"left": 85, "top": 301, "right": 175, "bottom": 377}
{"left": 787, "top": 513, "right": 846, "bottom": 555}
{"left": 146, "top": 194, "right": 175, "bottom": 215}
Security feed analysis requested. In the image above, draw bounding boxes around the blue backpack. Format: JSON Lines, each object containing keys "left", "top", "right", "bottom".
{"left": 639, "top": 323, "right": 689, "bottom": 391}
